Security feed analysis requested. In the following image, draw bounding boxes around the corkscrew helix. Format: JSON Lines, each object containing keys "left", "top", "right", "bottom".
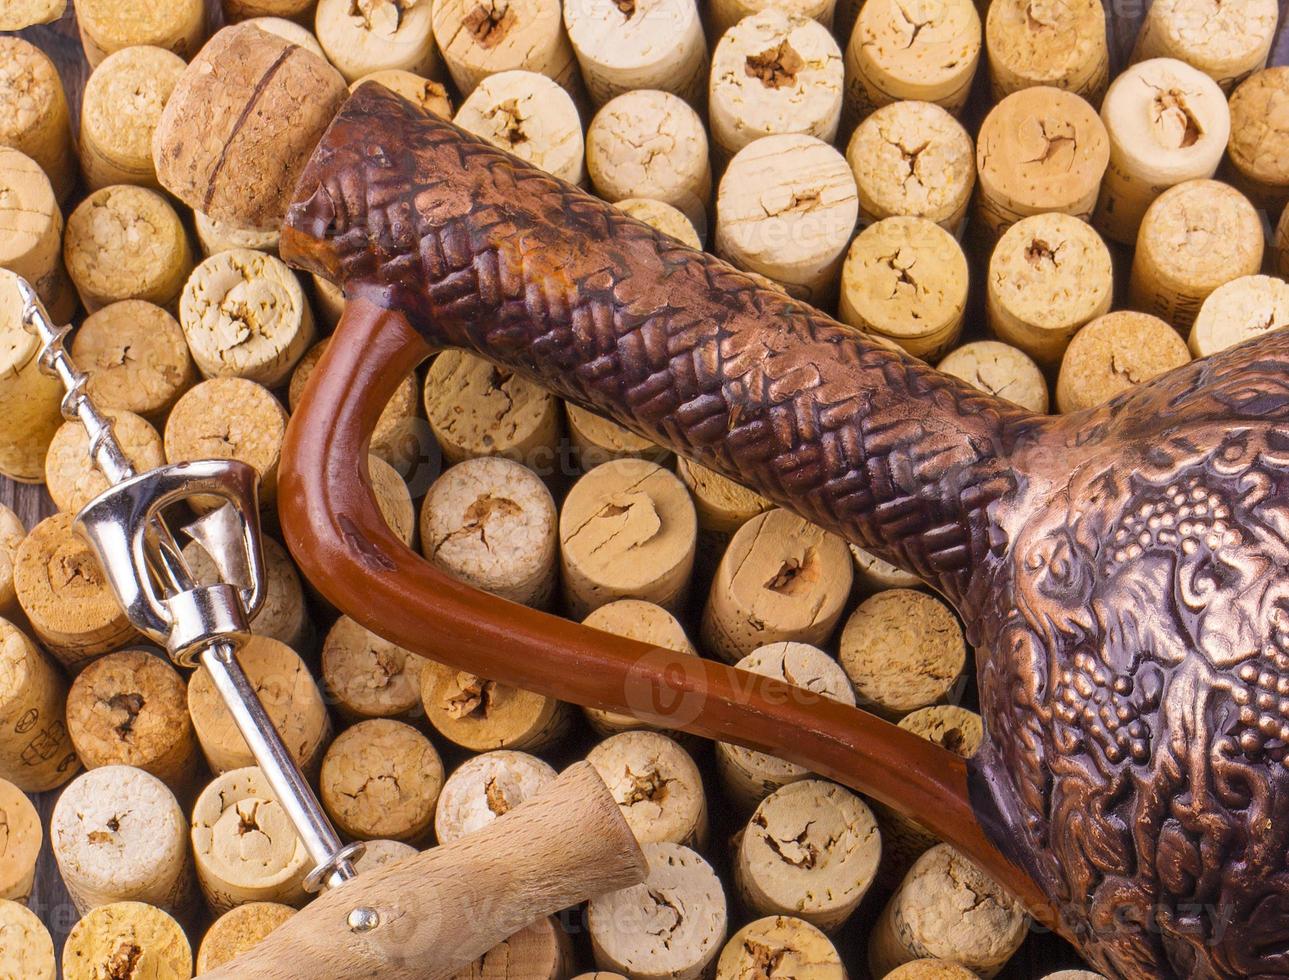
{"left": 12, "top": 275, "right": 365, "bottom": 896}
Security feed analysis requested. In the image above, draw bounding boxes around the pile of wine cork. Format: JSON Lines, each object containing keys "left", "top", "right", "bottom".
{"left": 6, "top": 5, "right": 1288, "bottom": 978}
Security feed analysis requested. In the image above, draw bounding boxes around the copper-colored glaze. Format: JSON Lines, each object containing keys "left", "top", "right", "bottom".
{"left": 279, "top": 84, "right": 1289, "bottom": 979}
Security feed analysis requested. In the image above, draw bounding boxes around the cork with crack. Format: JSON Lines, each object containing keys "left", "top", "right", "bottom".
{"left": 322, "top": 615, "right": 428, "bottom": 722}
{"left": 616, "top": 198, "right": 704, "bottom": 248}
{"left": 936, "top": 340, "right": 1048, "bottom": 414}
{"left": 65, "top": 649, "right": 200, "bottom": 801}
{"left": 433, "top": 749, "right": 557, "bottom": 844}
{"left": 566, "top": 403, "right": 670, "bottom": 472}
{"left": 0, "top": 899, "right": 55, "bottom": 979}
{"left": 714, "top": 915, "right": 845, "bottom": 980}
{"left": 985, "top": 212, "right": 1114, "bottom": 368}
{"left": 0, "top": 148, "right": 74, "bottom": 324}
{"left": 421, "top": 456, "right": 558, "bottom": 608}
{"left": 1225, "top": 68, "right": 1289, "bottom": 213}
{"left": 839, "top": 588, "right": 966, "bottom": 719}
{"left": 187, "top": 636, "right": 332, "bottom": 777}
{"left": 1131, "top": 0, "right": 1279, "bottom": 91}
{"left": 589, "top": 842, "right": 727, "bottom": 980}
{"left": 560, "top": 458, "right": 697, "bottom": 618}
{"left": 845, "top": 100, "right": 976, "bottom": 234}
{"left": 708, "top": 10, "right": 844, "bottom": 163}
{"left": 1057, "top": 311, "right": 1191, "bottom": 414}
{"left": 420, "top": 661, "right": 571, "bottom": 752}
{"left": 715, "top": 134, "right": 858, "bottom": 304}
{"left": 44, "top": 410, "right": 165, "bottom": 515}
{"left": 1092, "top": 58, "right": 1231, "bottom": 245}
{"left": 351, "top": 69, "right": 454, "bottom": 118}
{"left": 849, "top": 543, "right": 922, "bottom": 593}
{"left": 588, "top": 730, "right": 709, "bottom": 848}
{"left": 0, "top": 37, "right": 74, "bottom": 202}
{"left": 675, "top": 457, "right": 774, "bottom": 563}
{"left": 701, "top": 508, "right": 853, "bottom": 663}
{"left": 433, "top": 0, "right": 581, "bottom": 99}
{"left": 183, "top": 536, "right": 311, "bottom": 652}
{"left": 61, "top": 901, "right": 191, "bottom": 980}
{"left": 319, "top": 718, "right": 444, "bottom": 844}
{"left": 985, "top": 0, "right": 1108, "bottom": 101}
{"left": 190, "top": 766, "right": 311, "bottom": 911}
{"left": 716, "top": 642, "right": 856, "bottom": 810}
{"left": 72, "top": 301, "right": 195, "bottom": 425}
{"left": 13, "top": 512, "right": 140, "bottom": 669}
{"left": 0, "top": 777, "right": 41, "bottom": 902}
{"left": 1188, "top": 274, "right": 1289, "bottom": 360}
{"left": 195, "top": 902, "right": 296, "bottom": 975}
{"left": 1128, "top": 178, "right": 1264, "bottom": 330}
{"left": 315, "top": 0, "right": 440, "bottom": 82}
{"left": 0, "top": 618, "right": 78, "bottom": 792}
{"left": 884, "top": 961, "right": 982, "bottom": 979}
{"left": 735, "top": 779, "right": 881, "bottom": 931}
{"left": 423, "top": 349, "right": 562, "bottom": 467}
{"left": 454, "top": 69, "right": 588, "bottom": 186}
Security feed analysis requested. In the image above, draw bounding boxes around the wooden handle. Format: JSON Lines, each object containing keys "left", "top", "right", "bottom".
{"left": 203, "top": 762, "right": 647, "bottom": 979}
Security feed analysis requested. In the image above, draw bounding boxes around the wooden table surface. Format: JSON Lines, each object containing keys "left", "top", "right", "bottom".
{"left": 4, "top": 4, "right": 1289, "bottom": 976}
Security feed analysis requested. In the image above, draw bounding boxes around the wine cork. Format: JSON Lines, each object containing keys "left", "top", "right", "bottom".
{"left": 0, "top": 148, "right": 74, "bottom": 325}
{"left": 0, "top": 271, "right": 64, "bottom": 483}
{"left": 73, "top": 0, "right": 205, "bottom": 67}
{"left": 885, "top": 961, "right": 981, "bottom": 980}
{"left": 180, "top": 249, "right": 315, "bottom": 389}
{"left": 194, "top": 211, "right": 280, "bottom": 258}
{"left": 974, "top": 87, "right": 1110, "bottom": 237}
{"left": 839, "top": 589, "right": 965, "bottom": 719}
{"left": 580, "top": 599, "right": 697, "bottom": 737}
{"left": 843, "top": 0, "right": 981, "bottom": 122}
{"left": 227, "top": 0, "right": 315, "bottom": 21}
{"left": 196, "top": 903, "right": 296, "bottom": 975}
{"left": 370, "top": 454, "right": 417, "bottom": 547}
{"left": 291, "top": 338, "right": 420, "bottom": 473}
{"left": 1040, "top": 973, "right": 1104, "bottom": 980}
{"left": 72, "top": 301, "right": 196, "bottom": 426}
{"left": 715, "top": 916, "right": 845, "bottom": 980}
{"left": 187, "top": 636, "right": 332, "bottom": 776}
{"left": 62, "top": 902, "right": 192, "bottom": 980}
{"left": 587, "top": 89, "right": 711, "bottom": 229}
{"left": 183, "top": 536, "right": 310, "bottom": 651}
{"left": 985, "top": 0, "right": 1108, "bottom": 102}
{"left": 560, "top": 458, "right": 697, "bottom": 618}
{"left": 1092, "top": 59, "right": 1231, "bottom": 245}
{"left": 874, "top": 705, "right": 983, "bottom": 885}
{"left": 563, "top": 0, "right": 708, "bottom": 108}
{"left": 45, "top": 410, "right": 165, "bottom": 514}
{"left": 0, "top": 778, "right": 40, "bottom": 902}
{"left": 0, "top": 0, "right": 65, "bottom": 29}
{"left": 420, "top": 661, "right": 572, "bottom": 752}
{"left": 352, "top": 837, "right": 418, "bottom": 872}
{"left": 432, "top": 0, "right": 580, "bottom": 100}
{"left": 867, "top": 844, "right": 1027, "bottom": 979}
{"left": 424, "top": 350, "right": 562, "bottom": 468}
{"left": 936, "top": 340, "right": 1049, "bottom": 414}
{"left": 567, "top": 404, "right": 668, "bottom": 471}
{"left": 0, "top": 618, "right": 78, "bottom": 792}
{"left": 64, "top": 185, "right": 194, "bottom": 314}
{"left": 321, "top": 615, "right": 428, "bottom": 722}
{"left": 1278, "top": 205, "right": 1289, "bottom": 280}
{"left": 588, "top": 731, "right": 708, "bottom": 848}
{"left": 0, "top": 37, "right": 74, "bottom": 202}
{"left": 839, "top": 216, "right": 967, "bottom": 360}
{"left": 351, "top": 69, "right": 454, "bottom": 118}
{"left": 616, "top": 198, "right": 704, "bottom": 248}
{"left": 65, "top": 649, "right": 200, "bottom": 800}
{"left": 1189, "top": 275, "right": 1289, "bottom": 359}
{"left": 716, "top": 642, "right": 855, "bottom": 810}
{"left": 708, "top": 0, "right": 835, "bottom": 38}
{"left": 588, "top": 842, "right": 727, "bottom": 980}
{"left": 845, "top": 100, "right": 975, "bottom": 235}
{"left": 716, "top": 134, "right": 858, "bottom": 303}
{"left": 310, "top": 274, "right": 346, "bottom": 329}
{"left": 315, "top": 0, "right": 440, "bottom": 82}
{"left": 454, "top": 70, "right": 587, "bottom": 186}
{"left": 319, "top": 719, "right": 444, "bottom": 845}
{"left": 1057, "top": 311, "right": 1191, "bottom": 413}
{"left": 1128, "top": 179, "right": 1265, "bottom": 330}
{"left": 191, "top": 766, "right": 310, "bottom": 912}
{"left": 701, "top": 509, "right": 852, "bottom": 663}
{"left": 79, "top": 46, "right": 186, "bottom": 191}
{"left": 455, "top": 916, "right": 572, "bottom": 980}
{"left": 736, "top": 779, "right": 881, "bottom": 932}
{"left": 708, "top": 11, "right": 844, "bottom": 164}
{"left": 985, "top": 212, "right": 1114, "bottom": 368}
{"left": 1225, "top": 69, "right": 1289, "bottom": 214}
{"left": 433, "top": 749, "right": 557, "bottom": 844}
{"left": 14, "top": 512, "right": 139, "bottom": 670}
{"left": 1132, "top": 0, "right": 1278, "bottom": 92}
{"left": 165, "top": 377, "right": 289, "bottom": 508}
{"left": 0, "top": 900, "right": 55, "bottom": 980}
{"left": 675, "top": 457, "right": 774, "bottom": 570}
{"left": 0, "top": 506, "right": 22, "bottom": 617}
{"left": 52, "top": 765, "right": 194, "bottom": 916}
{"left": 420, "top": 456, "right": 558, "bottom": 607}
{"left": 849, "top": 543, "right": 921, "bottom": 593}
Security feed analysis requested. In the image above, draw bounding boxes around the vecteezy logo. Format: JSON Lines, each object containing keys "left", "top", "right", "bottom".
{"left": 622, "top": 647, "right": 709, "bottom": 729}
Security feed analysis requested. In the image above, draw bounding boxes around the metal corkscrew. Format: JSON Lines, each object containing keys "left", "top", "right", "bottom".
{"left": 13, "top": 275, "right": 363, "bottom": 893}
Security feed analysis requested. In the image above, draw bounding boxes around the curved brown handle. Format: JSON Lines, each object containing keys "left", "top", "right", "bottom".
{"left": 205, "top": 762, "right": 646, "bottom": 979}
{"left": 278, "top": 296, "right": 1050, "bottom": 916}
